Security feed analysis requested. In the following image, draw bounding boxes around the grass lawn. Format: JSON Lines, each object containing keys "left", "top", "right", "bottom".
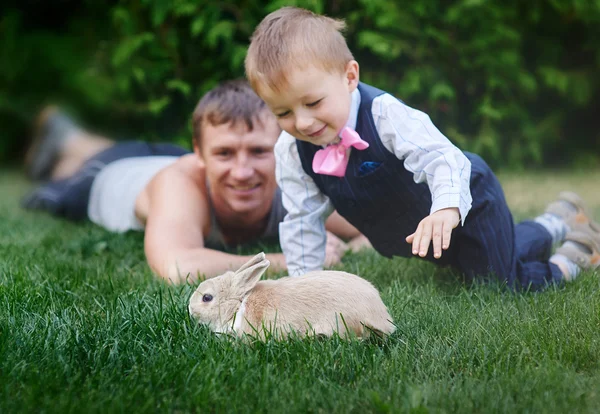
{"left": 1, "top": 168, "right": 600, "bottom": 413}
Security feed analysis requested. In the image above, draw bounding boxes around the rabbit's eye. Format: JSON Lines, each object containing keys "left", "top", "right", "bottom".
{"left": 202, "top": 294, "right": 213, "bottom": 302}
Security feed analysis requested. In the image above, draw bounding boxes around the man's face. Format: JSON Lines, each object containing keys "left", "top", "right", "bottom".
{"left": 258, "top": 62, "right": 359, "bottom": 147}
{"left": 198, "top": 113, "right": 280, "bottom": 217}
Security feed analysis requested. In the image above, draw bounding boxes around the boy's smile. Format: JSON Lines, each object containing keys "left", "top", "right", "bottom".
{"left": 258, "top": 61, "right": 360, "bottom": 146}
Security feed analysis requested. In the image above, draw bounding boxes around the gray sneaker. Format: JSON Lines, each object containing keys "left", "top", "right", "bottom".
{"left": 545, "top": 191, "right": 600, "bottom": 238}
{"left": 555, "top": 231, "right": 600, "bottom": 270}
{"left": 24, "top": 106, "right": 78, "bottom": 181}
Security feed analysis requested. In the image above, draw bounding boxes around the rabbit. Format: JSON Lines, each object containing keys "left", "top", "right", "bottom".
{"left": 188, "top": 252, "right": 395, "bottom": 340}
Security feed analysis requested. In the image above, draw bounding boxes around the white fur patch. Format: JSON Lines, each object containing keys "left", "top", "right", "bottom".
{"left": 214, "top": 321, "right": 229, "bottom": 334}
{"left": 232, "top": 296, "right": 248, "bottom": 333}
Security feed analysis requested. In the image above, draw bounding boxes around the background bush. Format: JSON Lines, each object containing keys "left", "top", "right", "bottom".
{"left": 1, "top": 0, "right": 599, "bottom": 169}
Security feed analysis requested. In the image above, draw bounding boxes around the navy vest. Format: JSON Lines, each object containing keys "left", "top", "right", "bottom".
{"left": 296, "top": 82, "right": 494, "bottom": 263}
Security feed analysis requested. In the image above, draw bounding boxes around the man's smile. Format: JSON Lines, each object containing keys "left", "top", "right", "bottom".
{"left": 229, "top": 183, "right": 261, "bottom": 192}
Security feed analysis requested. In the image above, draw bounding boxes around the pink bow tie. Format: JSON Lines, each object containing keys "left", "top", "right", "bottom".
{"left": 312, "top": 127, "right": 369, "bottom": 177}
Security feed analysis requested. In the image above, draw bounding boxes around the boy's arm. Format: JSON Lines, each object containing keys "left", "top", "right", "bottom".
{"left": 373, "top": 94, "right": 472, "bottom": 258}
{"left": 143, "top": 166, "right": 286, "bottom": 283}
{"left": 373, "top": 94, "right": 473, "bottom": 223}
{"left": 275, "top": 132, "right": 333, "bottom": 276}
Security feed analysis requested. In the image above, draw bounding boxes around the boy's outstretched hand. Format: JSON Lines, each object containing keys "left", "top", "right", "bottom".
{"left": 405, "top": 207, "right": 460, "bottom": 259}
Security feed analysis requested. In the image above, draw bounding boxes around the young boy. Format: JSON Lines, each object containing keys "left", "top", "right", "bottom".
{"left": 245, "top": 7, "right": 600, "bottom": 288}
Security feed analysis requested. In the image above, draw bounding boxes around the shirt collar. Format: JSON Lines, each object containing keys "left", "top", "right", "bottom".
{"left": 344, "top": 88, "right": 361, "bottom": 131}
{"left": 324, "top": 88, "right": 361, "bottom": 147}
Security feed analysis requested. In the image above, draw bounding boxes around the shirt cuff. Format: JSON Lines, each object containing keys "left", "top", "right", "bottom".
{"left": 430, "top": 189, "right": 471, "bottom": 226}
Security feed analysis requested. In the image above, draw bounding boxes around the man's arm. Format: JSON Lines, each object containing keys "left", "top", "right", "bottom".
{"left": 325, "top": 211, "right": 372, "bottom": 252}
{"left": 143, "top": 164, "right": 285, "bottom": 284}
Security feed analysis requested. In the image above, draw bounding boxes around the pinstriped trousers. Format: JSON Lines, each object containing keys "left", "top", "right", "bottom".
{"left": 451, "top": 171, "right": 563, "bottom": 290}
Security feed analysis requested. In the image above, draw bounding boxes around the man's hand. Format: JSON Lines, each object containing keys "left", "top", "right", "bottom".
{"left": 347, "top": 234, "right": 372, "bottom": 253}
{"left": 405, "top": 207, "right": 460, "bottom": 259}
{"left": 324, "top": 231, "right": 348, "bottom": 267}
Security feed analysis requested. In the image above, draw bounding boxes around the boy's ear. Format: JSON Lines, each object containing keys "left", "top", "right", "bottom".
{"left": 345, "top": 60, "right": 360, "bottom": 92}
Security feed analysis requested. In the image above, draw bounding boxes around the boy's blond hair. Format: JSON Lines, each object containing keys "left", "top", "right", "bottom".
{"left": 245, "top": 7, "right": 354, "bottom": 93}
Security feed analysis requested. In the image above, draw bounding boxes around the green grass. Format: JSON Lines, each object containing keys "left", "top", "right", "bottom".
{"left": 2, "top": 169, "right": 600, "bottom": 413}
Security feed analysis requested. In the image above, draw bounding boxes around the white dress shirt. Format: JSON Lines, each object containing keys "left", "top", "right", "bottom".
{"left": 275, "top": 87, "right": 473, "bottom": 276}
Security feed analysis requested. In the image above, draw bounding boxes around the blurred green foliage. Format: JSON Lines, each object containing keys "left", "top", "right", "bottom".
{"left": 1, "top": 0, "right": 599, "bottom": 168}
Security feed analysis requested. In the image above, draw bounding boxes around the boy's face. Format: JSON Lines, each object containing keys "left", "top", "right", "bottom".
{"left": 258, "top": 61, "right": 359, "bottom": 146}
{"left": 196, "top": 113, "right": 280, "bottom": 217}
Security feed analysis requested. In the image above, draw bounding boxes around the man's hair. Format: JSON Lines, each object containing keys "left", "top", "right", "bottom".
{"left": 245, "top": 7, "right": 354, "bottom": 93}
{"left": 192, "top": 79, "right": 269, "bottom": 149}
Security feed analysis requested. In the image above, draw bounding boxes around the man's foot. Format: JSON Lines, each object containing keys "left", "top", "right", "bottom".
{"left": 545, "top": 191, "right": 600, "bottom": 239}
{"left": 24, "top": 106, "right": 79, "bottom": 181}
{"left": 554, "top": 231, "right": 600, "bottom": 273}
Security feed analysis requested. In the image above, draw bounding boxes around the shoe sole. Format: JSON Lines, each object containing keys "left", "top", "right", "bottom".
{"left": 24, "top": 106, "right": 61, "bottom": 180}
{"left": 563, "top": 231, "right": 600, "bottom": 269}
{"left": 553, "top": 191, "right": 600, "bottom": 234}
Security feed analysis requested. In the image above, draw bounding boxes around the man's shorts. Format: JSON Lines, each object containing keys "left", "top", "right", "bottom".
{"left": 21, "top": 141, "right": 190, "bottom": 221}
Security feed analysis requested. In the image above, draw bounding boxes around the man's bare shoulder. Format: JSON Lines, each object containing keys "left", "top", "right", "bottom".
{"left": 136, "top": 154, "right": 208, "bottom": 224}
{"left": 157, "top": 153, "right": 206, "bottom": 185}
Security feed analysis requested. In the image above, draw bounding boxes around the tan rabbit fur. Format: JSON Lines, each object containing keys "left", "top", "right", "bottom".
{"left": 188, "top": 252, "right": 395, "bottom": 339}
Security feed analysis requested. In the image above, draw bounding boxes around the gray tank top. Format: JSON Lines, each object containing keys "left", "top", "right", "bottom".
{"left": 204, "top": 187, "right": 287, "bottom": 250}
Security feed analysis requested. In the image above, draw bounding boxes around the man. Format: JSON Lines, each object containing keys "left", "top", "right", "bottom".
{"left": 23, "top": 80, "right": 369, "bottom": 283}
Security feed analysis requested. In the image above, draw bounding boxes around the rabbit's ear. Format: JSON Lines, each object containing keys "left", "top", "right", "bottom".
{"left": 232, "top": 258, "right": 270, "bottom": 295}
{"left": 235, "top": 252, "right": 266, "bottom": 274}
